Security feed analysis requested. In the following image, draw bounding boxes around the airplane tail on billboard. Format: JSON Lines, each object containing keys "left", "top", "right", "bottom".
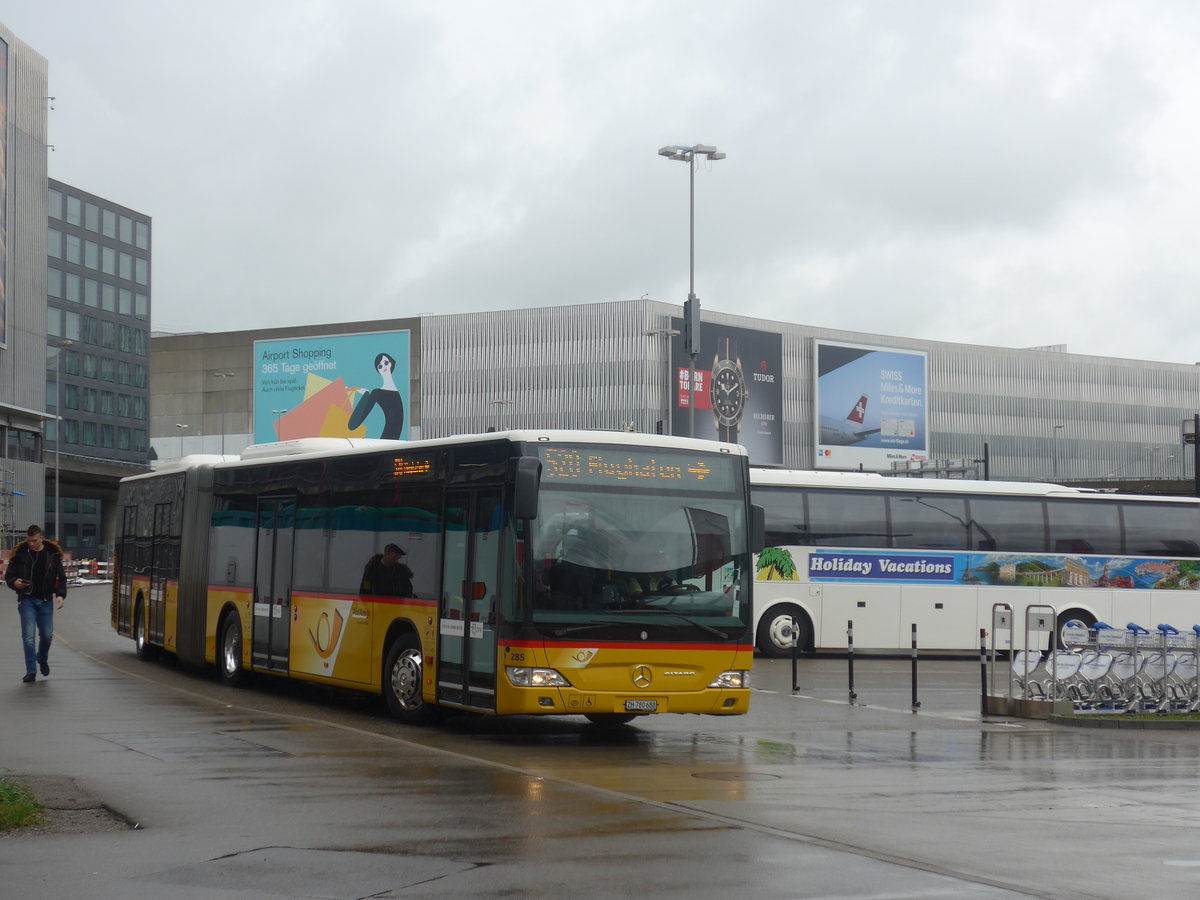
{"left": 846, "top": 395, "right": 868, "bottom": 426}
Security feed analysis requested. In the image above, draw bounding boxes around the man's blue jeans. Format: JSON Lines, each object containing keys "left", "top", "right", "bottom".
{"left": 17, "top": 598, "right": 54, "bottom": 676}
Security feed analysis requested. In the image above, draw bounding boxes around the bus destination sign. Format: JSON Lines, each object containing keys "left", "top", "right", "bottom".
{"left": 539, "top": 447, "right": 733, "bottom": 490}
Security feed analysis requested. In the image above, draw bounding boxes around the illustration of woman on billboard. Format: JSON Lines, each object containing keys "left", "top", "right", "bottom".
{"left": 349, "top": 351, "right": 405, "bottom": 439}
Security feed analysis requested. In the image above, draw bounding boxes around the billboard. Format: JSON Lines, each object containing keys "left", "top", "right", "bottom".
{"left": 668, "top": 318, "right": 783, "bottom": 465}
{"left": 813, "top": 339, "right": 928, "bottom": 471}
{"left": 0, "top": 37, "right": 8, "bottom": 348}
{"left": 254, "top": 330, "right": 411, "bottom": 443}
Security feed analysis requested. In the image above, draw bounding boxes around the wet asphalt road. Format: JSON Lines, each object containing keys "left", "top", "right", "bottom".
{"left": 2, "top": 585, "right": 1200, "bottom": 899}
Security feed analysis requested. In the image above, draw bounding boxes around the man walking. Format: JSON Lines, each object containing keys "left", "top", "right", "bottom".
{"left": 5, "top": 525, "right": 67, "bottom": 682}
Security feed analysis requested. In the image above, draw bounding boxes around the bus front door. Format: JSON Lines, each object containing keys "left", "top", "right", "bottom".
{"left": 253, "top": 497, "right": 295, "bottom": 673}
{"left": 438, "top": 489, "right": 502, "bottom": 712}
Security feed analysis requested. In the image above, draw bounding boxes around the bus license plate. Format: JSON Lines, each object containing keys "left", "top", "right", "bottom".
{"left": 625, "top": 699, "right": 657, "bottom": 712}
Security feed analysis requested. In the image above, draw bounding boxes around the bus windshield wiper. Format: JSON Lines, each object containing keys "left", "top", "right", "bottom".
{"left": 602, "top": 609, "right": 733, "bottom": 640}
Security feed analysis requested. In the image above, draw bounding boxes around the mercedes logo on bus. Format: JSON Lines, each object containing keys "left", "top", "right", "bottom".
{"left": 632, "top": 665, "right": 653, "bottom": 688}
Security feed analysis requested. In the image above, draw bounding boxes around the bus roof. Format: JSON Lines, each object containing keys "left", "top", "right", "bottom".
{"left": 127, "top": 430, "right": 749, "bottom": 482}
{"left": 749, "top": 467, "right": 1199, "bottom": 505}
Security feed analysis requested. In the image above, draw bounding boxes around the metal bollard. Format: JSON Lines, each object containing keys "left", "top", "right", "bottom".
{"left": 911, "top": 623, "right": 921, "bottom": 713}
{"left": 847, "top": 619, "right": 857, "bottom": 705}
{"left": 790, "top": 616, "right": 800, "bottom": 692}
{"left": 979, "top": 628, "right": 988, "bottom": 716}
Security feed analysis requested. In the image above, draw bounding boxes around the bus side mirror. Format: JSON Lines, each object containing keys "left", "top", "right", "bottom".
{"left": 751, "top": 505, "right": 765, "bottom": 554}
{"left": 511, "top": 456, "right": 542, "bottom": 520}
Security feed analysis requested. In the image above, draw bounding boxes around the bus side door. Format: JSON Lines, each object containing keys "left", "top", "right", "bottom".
{"left": 252, "top": 497, "right": 295, "bottom": 673}
{"left": 438, "top": 489, "right": 502, "bottom": 712}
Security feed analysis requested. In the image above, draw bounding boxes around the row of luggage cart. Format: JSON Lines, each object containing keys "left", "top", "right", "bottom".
{"left": 1011, "top": 619, "right": 1200, "bottom": 714}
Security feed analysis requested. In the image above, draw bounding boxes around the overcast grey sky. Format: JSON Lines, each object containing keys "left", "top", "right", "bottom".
{"left": 7, "top": 1, "right": 1200, "bottom": 362}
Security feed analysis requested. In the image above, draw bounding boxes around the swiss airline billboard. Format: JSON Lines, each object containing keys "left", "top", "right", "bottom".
{"left": 813, "top": 339, "right": 928, "bottom": 471}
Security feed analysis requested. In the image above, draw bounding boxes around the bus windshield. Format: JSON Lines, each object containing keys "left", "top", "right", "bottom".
{"left": 528, "top": 482, "right": 751, "bottom": 639}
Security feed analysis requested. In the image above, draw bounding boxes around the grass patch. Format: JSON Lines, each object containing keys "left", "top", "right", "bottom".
{"left": 0, "top": 779, "right": 46, "bottom": 831}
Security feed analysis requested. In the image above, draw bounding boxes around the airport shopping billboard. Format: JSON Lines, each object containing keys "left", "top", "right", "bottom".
{"left": 813, "top": 339, "right": 928, "bottom": 471}
{"left": 253, "top": 330, "right": 411, "bottom": 443}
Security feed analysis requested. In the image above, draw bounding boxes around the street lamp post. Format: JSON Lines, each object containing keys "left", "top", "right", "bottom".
{"left": 213, "top": 372, "right": 234, "bottom": 455}
{"left": 50, "top": 339, "right": 73, "bottom": 542}
{"left": 658, "top": 143, "right": 725, "bottom": 437}
{"left": 1052, "top": 424, "right": 1064, "bottom": 480}
{"left": 645, "top": 328, "right": 680, "bottom": 435}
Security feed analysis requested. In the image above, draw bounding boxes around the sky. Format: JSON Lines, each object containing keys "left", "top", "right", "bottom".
{"left": 6, "top": 1, "right": 1200, "bottom": 363}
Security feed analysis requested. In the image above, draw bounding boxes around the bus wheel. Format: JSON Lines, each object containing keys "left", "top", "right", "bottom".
{"left": 383, "top": 636, "right": 439, "bottom": 724}
{"left": 219, "top": 614, "right": 245, "bottom": 687}
{"left": 1056, "top": 609, "right": 1095, "bottom": 650}
{"left": 584, "top": 713, "right": 638, "bottom": 727}
{"left": 756, "top": 604, "right": 809, "bottom": 658}
{"left": 134, "top": 599, "right": 159, "bottom": 662}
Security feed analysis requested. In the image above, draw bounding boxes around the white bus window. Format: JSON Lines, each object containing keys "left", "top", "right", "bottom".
{"left": 889, "top": 495, "right": 969, "bottom": 550}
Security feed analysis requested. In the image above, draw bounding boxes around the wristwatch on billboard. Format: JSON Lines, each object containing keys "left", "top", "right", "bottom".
{"left": 710, "top": 337, "right": 747, "bottom": 443}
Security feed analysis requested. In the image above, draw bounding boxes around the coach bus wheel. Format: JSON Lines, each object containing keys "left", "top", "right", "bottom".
{"left": 1056, "top": 609, "right": 1095, "bottom": 650}
{"left": 134, "top": 600, "right": 159, "bottom": 662}
{"left": 384, "top": 636, "right": 440, "bottom": 724}
{"left": 219, "top": 614, "right": 245, "bottom": 687}
{"left": 584, "top": 713, "right": 638, "bottom": 727}
{"left": 756, "top": 604, "right": 810, "bottom": 658}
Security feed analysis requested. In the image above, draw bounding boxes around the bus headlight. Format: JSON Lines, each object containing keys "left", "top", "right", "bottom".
{"left": 708, "top": 670, "right": 750, "bottom": 689}
{"left": 506, "top": 666, "right": 572, "bottom": 688}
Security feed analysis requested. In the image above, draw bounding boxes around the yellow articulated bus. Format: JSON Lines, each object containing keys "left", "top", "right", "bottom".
{"left": 113, "top": 430, "right": 763, "bottom": 725}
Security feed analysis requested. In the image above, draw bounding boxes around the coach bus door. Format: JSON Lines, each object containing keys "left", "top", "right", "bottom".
{"left": 438, "top": 488, "right": 502, "bottom": 711}
{"left": 253, "top": 497, "right": 296, "bottom": 673}
{"left": 147, "top": 502, "right": 172, "bottom": 647}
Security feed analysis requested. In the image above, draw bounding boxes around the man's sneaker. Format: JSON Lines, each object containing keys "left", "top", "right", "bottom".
{"left": 39, "top": 660, "right": 49, "bottom": 676}
{"left": 22, "top": 673, "right": 35, "bottom": 683}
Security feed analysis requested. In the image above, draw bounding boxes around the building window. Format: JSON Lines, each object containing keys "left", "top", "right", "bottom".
{"left": 119, "top": 289, "right": 132, "bottom": 316}
{"left": 118, "top": 394, "right": 131, "bottom": 417}
{"left": 100, "top": 424, "right": 114, "bottom": 448}
{"left": 66, "top": 195, "right": 81, "bottom": 226}
{"left": 84, "top": 202, "right": 100, "bottom": 232}
{"left": 119, "top": 215, "right": 133, "bottom": 243}
{"left": 102, "top": 246, "right": 116, "bottom": 275}
{"left": 135, "top": 293, "right": 149, "bottom": 320}
{"left": 61, "top": 350, "right": 80, "bottom": 376}
{"left": 118, "top": 325, "right": 132, "bottom": 353}
{"left": 63, "top": 311, "right": 80, "bottom": 342}
{"left": 82, "top": 353, "right": 97, "bottom": 378}
{"left": 63, "top": 419, "right": 78, "bottom": 445}
{"left": 134, "top": 429, "right": 147, "bottom": 452}
{"left": 84, "top": 240, "right": 99, "bottom": 269}
{"left": 48, "top": 188, "right": 63, "bottom": 219}
{"left": 117, "top": 427, "right": 131, "bottom": 451}
{"left": 119, "top": 252, "right": 132, "bottom": 281}
{"left": 83, "top": 388, "right": 97, "bottom": 412}
{"left": 117, "top": 361, "right": 131, "bottom": 385}
{"left": 99, "top": 358, "right": 115, "bottom": 382}
{"left": 133, "top": 364, "right": 147, "bottom": 388}
{"left": 63, "top": 384, "right": 80, "bottom": 410}
{"left": 101, "top": 321, "right": 116, "bottom": 349}
{"left": 65, "top": 273, "right": 81, "bottom": 303}
{"left": 82, "top": 422, "right": 97, "bottom": 446}
{"left": 47, "top": 308, "right": 61, "bottom": 337}
{"left": 82, "top": 317, "right": 99, "bottom": 345}
{"left": 46, "top": 380, "right": 57, "bottom": 409}
{"left": 80, "top": 499, "right": 98, "bottom": 515}
{"left": 100, "top": 392, "right": 115, "bottom": 415}
{"left": 133, "top": 397, "right": 147, "bottom": 420}
{"left": 134, "top": 258, "right": 148, "bottom": 286}
{"left": 47, "top": 267, "right": 62, "bottom": 298}
{"left": 133, "top": 330, "right": 147, "bottom": 355}
{"left": 84, "top": 278, "right": 99, "bottom": 307}
{"left": 102, "top": 209, "right": 117, "bottom": 238}
{"left": 48, "top": 228, "right": 62, "bottom": 258}
{"left": 135, "top": 222, "right": 149, "bottom": 250}
{"left": 66, "top": 234, "right": 81, "bottom": 264}
{"left": 102, "top": 284, "right": 116, "bottom": 312}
